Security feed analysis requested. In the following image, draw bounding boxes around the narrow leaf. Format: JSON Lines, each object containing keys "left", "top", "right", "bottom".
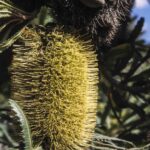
{"left": 0, "top": 0, "right": 35, "bottom": 53}
{"left": 9, "top": 99, "right": 33, "bottom": 150}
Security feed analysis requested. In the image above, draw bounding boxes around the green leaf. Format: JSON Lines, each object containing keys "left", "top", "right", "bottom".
{"left": 129, "top": 18, "right": 145, "bottom": 42}
{"left": 9, "top": 99, "right": 42, "bottom": 150}
{"left": 0, "top": 124, "right": 18, "bottom": 147}
{"left": 0, "top": 29, "right": 23, "bottom": 53}
{"left": 105, "top": 43, "right": 131, "bottom": 61}
{"left": 0, "top": 0, "right": 35, "bottom": 53}
{"left": 9, "top": 99, "right": 33, "bottom": 150}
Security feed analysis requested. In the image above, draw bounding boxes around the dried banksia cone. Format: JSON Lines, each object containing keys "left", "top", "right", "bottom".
{"left": 10, "top": 26, "right": 99, "bottom": 149}
{"left": 49, "top": 0, "right": 134, "bottom": 44}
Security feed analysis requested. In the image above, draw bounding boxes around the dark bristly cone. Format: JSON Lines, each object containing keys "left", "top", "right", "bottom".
{"left": 10, "top": 26, "right": 99, "bottom": 150}
{"left": 48, "top": 0, "right": 134, "bottom": 45}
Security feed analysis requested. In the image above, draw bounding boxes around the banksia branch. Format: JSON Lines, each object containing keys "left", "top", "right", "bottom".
{"left": 10, "top": 26, "right": 99, "bottom": 150}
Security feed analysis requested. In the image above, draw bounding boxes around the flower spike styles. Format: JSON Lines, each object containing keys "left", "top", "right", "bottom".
{"left": 10, "top": 26, "right": 99, "bottom": 150}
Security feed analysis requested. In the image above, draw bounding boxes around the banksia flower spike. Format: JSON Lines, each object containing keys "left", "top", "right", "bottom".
{"left": 10, "top": 26, "right": 99, "bottom": 149}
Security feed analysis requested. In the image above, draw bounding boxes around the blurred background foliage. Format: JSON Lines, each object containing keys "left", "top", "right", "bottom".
{"left": 0, "top": 1, "right": 150, "bottom": 150}
{"left": 98, "top": 16, "right": 150, "bottom": 144}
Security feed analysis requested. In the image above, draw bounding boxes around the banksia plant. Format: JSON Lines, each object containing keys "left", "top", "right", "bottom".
{"left": 10, "top": 26, "right": 99, "bottom": 149}
{"left": 2, "top": 0, "right": 150, "bottom": 150}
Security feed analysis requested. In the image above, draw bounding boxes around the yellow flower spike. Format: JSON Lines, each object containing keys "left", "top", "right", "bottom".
{"left": 10, "top": 26, "right": 99, "bottom": 150}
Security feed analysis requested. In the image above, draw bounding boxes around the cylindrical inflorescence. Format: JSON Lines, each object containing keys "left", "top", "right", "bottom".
{"left": 10, "top": 26, "right": 99, "bottom": 150}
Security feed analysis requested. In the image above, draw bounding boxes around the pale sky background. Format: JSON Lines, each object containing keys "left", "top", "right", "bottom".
{"left": 133, "top": 0, "right": 150, "bottom": 43}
